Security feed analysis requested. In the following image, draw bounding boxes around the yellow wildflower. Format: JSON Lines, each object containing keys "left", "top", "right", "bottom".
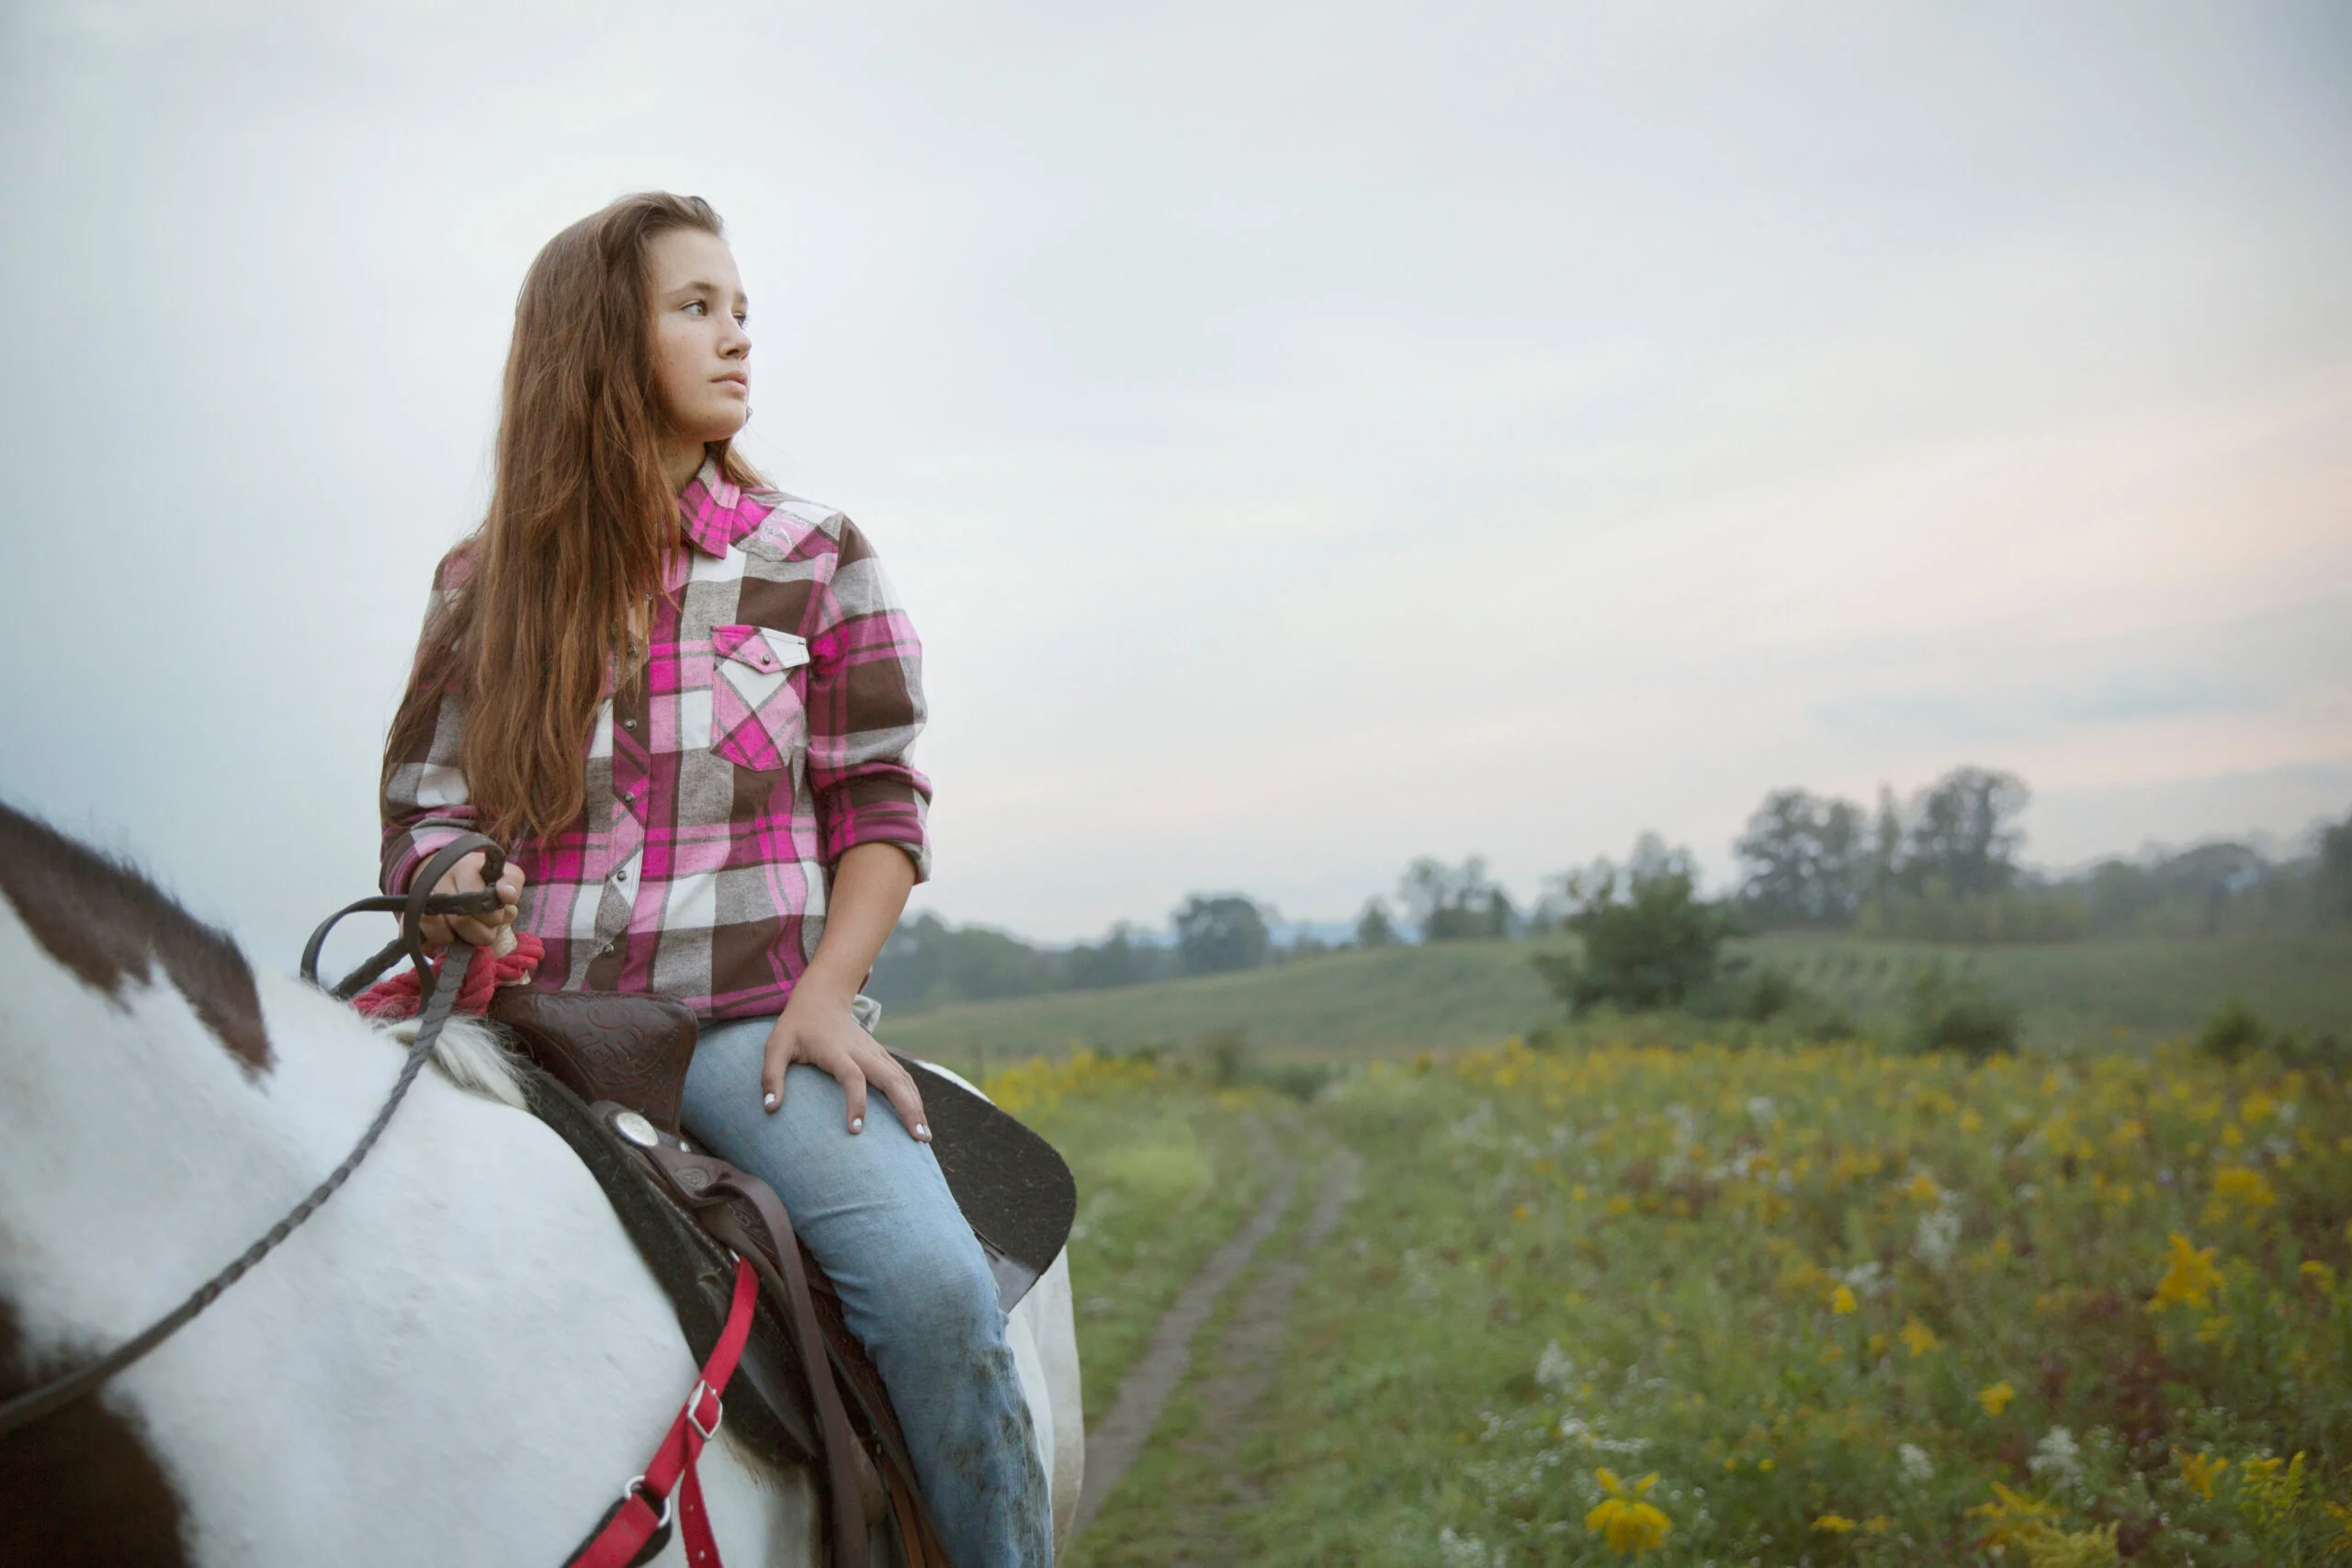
{"left": 1813, "top": 1512, "right": 1857, "bottom": 1533}
{"left": 1585, "top": 1469, "right": 1670, "bottom": 1556}
{"left": 2022, "top": 1522, "right": 2121, "bottom": 1567}
{"left": 1513, "top": 1202, "right": 1532, "bottom": 1221}
{"left": 1970, "top": 1480, "right": 2060, "bottom": 1548}
{"left": 2210, "top": 1164, "right": 2277, "bottom": 1209}
{"left": 2173, "top": 1448, "right": 2228, "bottom": 1499}
{"left": 2236, "top": 1452, "right": 2308, "bottom": 1531}
{"left": 2150, "top": 1233, "right": 2222, "bottom": 1312}
{"left": 2301, "top": 1260, "right": 2337, "bottom": 1292}
{"left": 1899, "top": 1317, "right": 1940, "bottom": 1357}
{"left": 1903, "top": 1171, "right": 1941, "bottom": 1203}
{"left": 1978, "top": 1379, "right": 2017, "bottom": 1417}
{"left": 2324, "top": 1501, "right": 2352, "bottom": 1557}
{"left": 1863, "top": 1515, "right": 1893, "bottom": 1534}
{"left": 2196, "top": 1314, "right": 2232, "bottom": 1344}
{"left": 1829, "top": 1284, "right": 1858, "bottom": 1314}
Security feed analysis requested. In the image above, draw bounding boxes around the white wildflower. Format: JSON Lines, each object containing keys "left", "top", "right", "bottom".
{"left": 1536, "top": 1340, "right": 1576, "bottom": 1393}
{"left": 1747, "top": 1094, "right": 1778, "bottom": 1125}
{"left": 2029, "top": 1426, "right": 2083, "bottom": 1489}
{"left": 1899, "top": 1443, "right": 1935, "bottom": 1484}
{"left": 1841, "top": 1260, "right": 1890, "bottom": 1299}
{"left": 1914, "top": 1207, "right": 1962, "bottom": 1272}
{"left": 1438, "top": 1527, "right": 1500, "bottom": 1568}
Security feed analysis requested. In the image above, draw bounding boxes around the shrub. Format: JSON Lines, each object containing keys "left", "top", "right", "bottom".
{"left": 1905, "top": 962, "right": 2019, "bottom": 1059}
{"left": 1533, "top": 840, "right": 1736, "bottom": 1015}
{"left": 1198, "top": 1026, "right": 1251, "bottom": 1086}
{"left": 2196, "top": 997, "right": 2267, "bottom": 1064}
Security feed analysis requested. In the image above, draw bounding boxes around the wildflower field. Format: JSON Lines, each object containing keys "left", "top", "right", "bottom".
{"left": 989, "top": 1037, "right": 2352, "bottom": 1565}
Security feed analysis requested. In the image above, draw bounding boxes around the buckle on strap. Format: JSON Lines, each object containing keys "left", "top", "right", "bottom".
{"left": 686, "top": 1379, "right": 725, "bottom": 1442}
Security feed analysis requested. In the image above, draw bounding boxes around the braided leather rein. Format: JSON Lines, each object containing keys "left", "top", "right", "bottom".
{"left": 0, "top": 836, "right": 510, "bottom": 1438}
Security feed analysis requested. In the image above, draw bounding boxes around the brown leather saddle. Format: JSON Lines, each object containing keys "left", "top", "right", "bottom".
{"left": 491, "top": 991, "right": 1078, "bottom": 1568}
{"left": 491, "top": 991, "right": 941, "bottom": 1568}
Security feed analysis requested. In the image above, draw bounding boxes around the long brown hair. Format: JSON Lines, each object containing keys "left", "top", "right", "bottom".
{"left": 387, "top": 192, "right": 763, "bottom": 845}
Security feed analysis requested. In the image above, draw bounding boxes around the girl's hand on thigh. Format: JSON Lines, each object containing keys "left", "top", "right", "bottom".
{"left": 762, "top": 987, "right": 932, "bottom": 1142}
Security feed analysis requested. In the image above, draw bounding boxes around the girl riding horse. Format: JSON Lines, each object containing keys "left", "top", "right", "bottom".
{"left": 379, "top": 192, "right": 1049, "bottom": 1567}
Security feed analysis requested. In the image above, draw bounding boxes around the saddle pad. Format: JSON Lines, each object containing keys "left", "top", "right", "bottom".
{"left": 891, "top": 1055, "right": 1078, "bottom": 1311}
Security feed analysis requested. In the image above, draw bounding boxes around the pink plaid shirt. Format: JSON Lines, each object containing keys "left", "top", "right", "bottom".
{"left": 381, "top": 459, "right": 931, "bottom": 1020}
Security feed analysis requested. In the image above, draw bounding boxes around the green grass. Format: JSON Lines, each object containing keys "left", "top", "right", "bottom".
{"left": 1012, "top": 1077, "right": 1275, "bottom": 1427}
{"left": 883, "top": 932, "right": 2352, "bottom": 1065}
{"left": 883, "top": 941, "right": 1557, "bottom": 1063}
{"left": 1040, "top": 1041, "right": 2352, "bottom": 1564}
{"left": 1743, "top": 931, "right": 2352, "bottom": 1050}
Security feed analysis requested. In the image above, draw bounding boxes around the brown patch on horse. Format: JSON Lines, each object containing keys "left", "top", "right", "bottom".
{"left": 0, "top": 801, "right": 271, "bottom": 1077}
{"left": 0, "top": 1294, "right": 194, "bottom": 1567}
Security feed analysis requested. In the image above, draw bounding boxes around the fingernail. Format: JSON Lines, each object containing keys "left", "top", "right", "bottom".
{"left": 915, "top": 1123, "right": 931, "bottom": 1141}
{"left": 850, "top": 1116, "right": 864, "bottom": 1134}
{"left": 763, "top": 1092, "right": 779, "bottom": 1110}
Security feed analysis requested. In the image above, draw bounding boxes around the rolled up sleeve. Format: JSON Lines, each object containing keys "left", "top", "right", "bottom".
{"left": 802, "top": 521, "right": 933, "bottom": 880}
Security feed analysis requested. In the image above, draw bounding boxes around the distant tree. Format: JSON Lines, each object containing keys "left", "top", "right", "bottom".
{"left": 1902, "top": 766, "right": 2028, "bottom": 897}
{"left": 1068, "top": 921, "right": 1149, "bottom": 990}
{"left": 1397, "top": 855, "right": 1514, "bottom": 941}
{"left": 1353, "top": 897, "right": 1398, "bottom": 948}
{"left": 1868, "top": 784, "right": 1904, "bottom": 909}
{"left": 2320, "top": 808, "right": 2352, "bottom": 924}
{"left": 1735, "top": 788, "right": 1868, "bottom": 927}
{"left": 1532, "top": 836, "right": 1736, "bottom": 1014}
{"left": 867, "top": 912, "right": 1057, "bottom": 1010}
{"left": 1172, "top": 894, "right": 1272, "bottom": 976}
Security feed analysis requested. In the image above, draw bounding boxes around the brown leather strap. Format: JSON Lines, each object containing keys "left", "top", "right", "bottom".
{"left": 883, "top": 1464, "right": 937, "bottom": 1568}
{"left": 644, "top": 1145, "right": 868, "bottom": 1568}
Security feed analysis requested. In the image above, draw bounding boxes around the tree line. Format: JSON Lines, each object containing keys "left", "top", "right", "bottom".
{"left": 1732, "top": 765, "right": 2350, "bottom": 942}
{"left": 865, "top": 766, "right": 2352, "bottom": 1014}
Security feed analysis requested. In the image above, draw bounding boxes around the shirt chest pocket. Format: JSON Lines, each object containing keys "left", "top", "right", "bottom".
{"left": 707, "top": 624, "right": 810, "bottom": 773}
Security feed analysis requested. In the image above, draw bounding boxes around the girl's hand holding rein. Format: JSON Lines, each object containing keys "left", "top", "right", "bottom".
{"left": 421, "top": 849, "right": 526, "bottom": 949}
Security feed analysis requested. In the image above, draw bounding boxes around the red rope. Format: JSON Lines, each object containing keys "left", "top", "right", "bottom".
{"left": 352, "top": 931, "right": 545, "bottom": 1021}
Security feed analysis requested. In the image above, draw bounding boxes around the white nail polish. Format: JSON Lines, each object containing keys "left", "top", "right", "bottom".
{"left": 763, "top": 1092, "right": 778, "bottom": 1110}
{"left": 850, "top": 1116, "right": 864, "bottom": 1134}
{"left": 915, "top": 1123, "right": 931, "bottom": 1140}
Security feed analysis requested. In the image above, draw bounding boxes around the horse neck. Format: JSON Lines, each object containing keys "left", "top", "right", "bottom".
{"left": 0, "top": 922, "right": 399, "bottom": 1327}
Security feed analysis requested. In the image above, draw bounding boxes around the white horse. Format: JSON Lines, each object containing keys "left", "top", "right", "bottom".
{"left": 0, "top": 807, "right": 1083, "bottom": 1566}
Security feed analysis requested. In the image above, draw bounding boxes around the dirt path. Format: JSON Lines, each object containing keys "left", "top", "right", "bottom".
{"left": 1072, "top": 1129, "right": 1360, "bottom": 1557}
{"left": 1152, "top": 1148, "right": 1357, "bottom": 1566}
{"left": 1072, "top": 1120, "right": 1297, "bottom": 1540}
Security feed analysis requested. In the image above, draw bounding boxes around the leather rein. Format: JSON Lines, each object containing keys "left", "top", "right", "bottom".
{"left": 0, "top": 836, "right": 510, "bottom": 1439}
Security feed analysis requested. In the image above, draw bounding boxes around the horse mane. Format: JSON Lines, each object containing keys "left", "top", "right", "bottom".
{"left": 0, "top": 799, "right": 527, "bottom": 1110}
{"left": 379, "top": 1014, "right": 530, "bottom": 1111}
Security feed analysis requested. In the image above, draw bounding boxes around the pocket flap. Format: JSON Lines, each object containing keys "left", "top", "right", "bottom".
{"left": 711, "top": 625, "right": 809, "bottom": 675}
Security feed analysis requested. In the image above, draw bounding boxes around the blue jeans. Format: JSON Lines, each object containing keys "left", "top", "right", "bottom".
{"left": 681, "top": 1015, "right": 1052, "bottom": 1568}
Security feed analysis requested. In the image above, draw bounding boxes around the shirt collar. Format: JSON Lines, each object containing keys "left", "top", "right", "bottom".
{"left": 677, "top": 456, "right": 763, "bottom": 558}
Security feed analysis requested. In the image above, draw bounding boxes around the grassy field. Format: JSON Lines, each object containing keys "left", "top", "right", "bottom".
{"left": 999, "top": 1025, "right": 2352, "bottom": 1564}
{"left": 884, "top": 933, "right": 2352, "bottom": 1066}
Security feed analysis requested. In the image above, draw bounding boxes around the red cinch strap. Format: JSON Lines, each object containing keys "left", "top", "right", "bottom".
{"left": 571, "top": 1258, "right": 762, "bottom": 1568}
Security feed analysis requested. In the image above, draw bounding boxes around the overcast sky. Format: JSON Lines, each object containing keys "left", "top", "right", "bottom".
{"left": 3, "top": 1, "right": 2347, "bottom": 960}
